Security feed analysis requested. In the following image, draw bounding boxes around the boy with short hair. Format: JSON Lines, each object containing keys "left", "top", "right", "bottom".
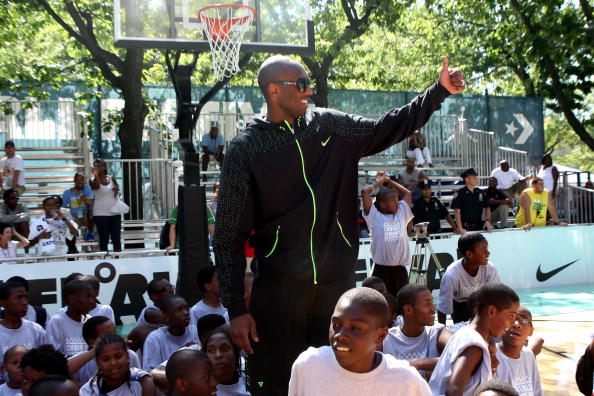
{"left": 438, "top": 233, "right": 500, "bottom": 324}
{"left": 0, "top": 345, "right": 28, "bottom": 395}
{"left": 190, "top": 266, "right": 229, "bottom": 326}
{"left": 361, "top": 171, "right": 414, "bottom": 297}
{"left": 68, "top": 315, "right": 141, "bottom": 385}
{"left": 496, "top": 306, "right": 543, "bottom": 396}
{"left": 361, "top": 276, "right": 388, "bottom": 295}
{"left": 142, "top": 295, "right": 198, "bottom": 371}
{"left": 166, "top": 349, "right": 217, "bottom": 396}
{"left": 20, "top": 345, "right": 70, "bottom": 396}
{"left": 80, "top": 275, "right": 115, "bottom": 322}
{"left": 288, "top": 287, "right": 431, "bottom": 396}
{"left": 136, "top": 278, "right": 174, "bottom": 328}
{"left": 383, "top": 284, "right": 451, "bottom": 376}
{"left": 428, "top": 282, "right": 520, "bottom": 396}
{"left": 5, "top": 276, "right": 48, "bottom": 328}
{"left": 46, "top": 279, "right": 94, "bottom": 357}
{"left": 474, "top": 379, "right": 520, "bottom": 396}
{"left": 0, "top": 282, "right": 47, "bottom": 357}
{"left": 28, "top": 375, "right": 79, "bottom": 396}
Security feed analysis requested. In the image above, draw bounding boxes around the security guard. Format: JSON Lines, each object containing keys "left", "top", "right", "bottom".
{"left": 412, "top": 179, "right": 458, "bottom": 234}
{"left": 451, "top": 168, "right": 492, "bottom": 233}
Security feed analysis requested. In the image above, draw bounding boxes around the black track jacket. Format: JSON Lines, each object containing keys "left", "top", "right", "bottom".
{"left": 214, "top": 82, "right": 450, "bottom": 319}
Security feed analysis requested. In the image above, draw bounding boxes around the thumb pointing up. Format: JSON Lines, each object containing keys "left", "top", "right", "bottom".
{"left": 438, "top": 56, "right": 465, "bottom": 94}
{"left": 441, "top": 56, "right": 449, "bottom": 73}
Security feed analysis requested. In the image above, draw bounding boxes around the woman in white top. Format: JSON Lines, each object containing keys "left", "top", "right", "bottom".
{"left": 90, "top": 158, "right": 122, "bottom": 252}
{"left": 0, "top": 223, "right": 29, "bottom": 261}
{"left": 537, "top": 154, "right": 559, "bottom": 199}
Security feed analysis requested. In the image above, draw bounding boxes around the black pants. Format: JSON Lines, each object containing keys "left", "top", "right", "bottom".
{"left": 452, "top": 299, "right": 471, "bottom": 323}
{"left": 372, "top": 264, "right": 409, "bottom": 298}
{"left": 247, "top": 275, "right": 353, "bottom": 396}
{"left": 93, "top": 215, "right": 122, "bottom": 251}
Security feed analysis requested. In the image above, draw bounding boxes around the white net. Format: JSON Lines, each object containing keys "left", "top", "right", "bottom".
{"left": 198, "top": 5, "right": 255, "bottom": 80}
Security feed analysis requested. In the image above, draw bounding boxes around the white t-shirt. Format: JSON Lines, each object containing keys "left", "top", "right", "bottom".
{"left": 383, "top": 323, "right": 444, "bottom": 361}
{"left": 0, "top": 319, "right": 47, "bottom": 357}
{"left": 428, "top": 326, "right": 492, "bottom": 396}
{"left": 79, "top": 367, "right": 149, "bottom": 396}
{"left": 142, "top": 326, "right": 199, "bottom": 371}
{"left": 448, "top": 321, "right": 469, "bottom": 333}
{"left": 496, "top": 345, "right": 543, "bottom": 396}
{"left": 537, "top": 165, "right": 556, "bottom": 192}
{"left": 59, "top": 303, "right": 115, "bottom": 323}
{"left": 190, "top": 300, "right": 230, "bottom": 326}
{"left": 0, "top": 383, "right": 21, "bottom": 396}
{"left": 437, "top": 258, "right": 500, "bottom": 315}
{"left": 29, "top": 215, "right": 78, "bottom": 256}
{"left": 0, "top": 241, "right": 18, "bottom": 261}
{"left": 288, "top": 345, "right": 431, "bottom": 396}
{"left": 92, "top": 179, "right": 118, "bottom": 216}
{"left": 136, "top": 305, "right": 162, "bottom": 329}
{"left": 0, "top": 155, "right": 25, "bottom": 189}
{"left": 363, "top": 201, "right": 413, "bottom": 266}
{"left": 217, "top": 372, "right": 250, "bottom": 396}
{"left": 71, "top": 349, "right": 141, "bottom": 386}
{"left": 45, "top": 311, "right": 89, "bottom": 357}
{"left": 490, "top": 168, "right": 521, "bottom": 190}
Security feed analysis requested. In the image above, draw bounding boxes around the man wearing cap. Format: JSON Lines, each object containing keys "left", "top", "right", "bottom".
{"left": 412, "top": 179, "right": 458, "bottom": 234}
{"left": 451, "top": 168, "right": 492, "bottom": 233}
{"left": 201, "top": 121, "right": 225, "bottom": 173}
{"left": 490, "top": 160, "right": 528, "bottom": 200}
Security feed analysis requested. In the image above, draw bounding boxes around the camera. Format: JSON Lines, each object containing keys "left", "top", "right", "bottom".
{"left": 413, "top": 222, "right": 430, "bottom": 239}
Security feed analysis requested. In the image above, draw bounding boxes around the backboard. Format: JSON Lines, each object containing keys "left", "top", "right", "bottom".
{"left": 114, "top": 0, "right": 314, "bottom": 54}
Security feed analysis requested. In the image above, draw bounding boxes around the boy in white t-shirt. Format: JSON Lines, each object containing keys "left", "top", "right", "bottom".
{"left": 383, "top": 284, "right": 451, "bottom": 377}
{"left": 166, "top": 349, "right": 217, "bottom": 396}
{"left": 0, "top": 345, "right": 28, "bottom": 395}
{"left": 46, "top": 279, "right": 95, "bottom": 357}
{"left": 190, "top": 266, "right": 229, "bottom": 326}
{"left": 429, "top": 282, "right": 520, "bottom": 396}
{"left": 288, "top": 287, "right": 431, "bottom": 396}
{"left": 362, "top": 171, "right": 413, "bottom": 297}
{"left": 0, "top": 281, "right": 47, "bottom": 357}
{"left": 0, "top": 141, "right": 26, "bottom": 195}
{"left": 28, "top": 196, "right": 78, "bottom": 256}
{"left": 496, "top": 306, "right": 543, "bottom": 396}
{"left": 438, "top": 233, "right": 500, "bottom": 325}
{"left": 142, "top": 295, "right": 198, "bottom": 371}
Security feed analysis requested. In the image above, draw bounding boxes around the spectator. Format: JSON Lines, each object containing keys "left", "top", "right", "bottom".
{"left": 474, "top": 380, "right": 520, "bottom": 396}
{"left": 51, "top": 195, "right": 78, "bottom": 255}
{"left": 485, "top": 177, "right": 513, "bottom": 229}
{"left": 398, "top": 157, "right": 427, "bottom": 201}
{"left": 89, "top": 158, "right": 121, "bottom": 252}
{"left": 412, "top": 179, "right": 458, "bottom": 234}
{"left": 201, "top": 121, "right": 225, "bottom": 174}
{"left": 0, "top": 189, "right": 30, "bottom": 249}
{"left": 136, "top": 278, "right": 174, "bottom": 329}
{"left": 5, "top": 276, "right": 48, "bottom": 328}
{"left": 407, "top": 129, "right": 433, "bottom": 168}
{"left": 452, "top": 168, "right": 493, "bottom": 233}
{"left": 190, "top": 266, "right": 229, "bottom": 326}
{"left": 62, "top": 173, "right": 94, "bottom": 242}
{"left": 537, "top": 154, "right": 559, "bottom": 199}
{"left": 166, "top": 349, "right": 217, "bottom": 396}
{"left": 0, "top": 141, "right": 26, "bottom": 195}
{"left": 0, "top": 223, "right": 29, "bottom": 260}
{"left": 490, "top": 160, "right": 528, "bottom": 200}
{"left": 574, "top": 180, "right": 594, "bottom": 223}
{"left": 28, "top": 196, "right": 77, "bottom": 256}
{"left": 19, "top": 344, "right": 70, "bottom": 396}
{"left": 0, "top": 345, "right": 28, "bottom": 395}
{"left": 515, "top": 177, "right": 567, "bottom": 230}
{"left": 28, "top": 375, "right": 78, "bottom": 396}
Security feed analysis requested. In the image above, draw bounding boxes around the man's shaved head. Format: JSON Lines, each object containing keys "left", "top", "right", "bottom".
{"left": 258, "top": 55, "right": 305, "bottom": 98}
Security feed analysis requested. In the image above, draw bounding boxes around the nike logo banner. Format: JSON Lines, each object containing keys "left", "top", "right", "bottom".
{"left": 536, "top": 259, "right": 579, "bottom": 282}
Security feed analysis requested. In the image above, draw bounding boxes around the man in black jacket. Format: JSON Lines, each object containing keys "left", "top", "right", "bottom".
{"left": 214, "top": 55, "right": 465, "bottom": 395}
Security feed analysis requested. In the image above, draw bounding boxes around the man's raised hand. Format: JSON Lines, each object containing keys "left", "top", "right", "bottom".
{"left": 439, "top": 56, "right": 465, "bottom": 95}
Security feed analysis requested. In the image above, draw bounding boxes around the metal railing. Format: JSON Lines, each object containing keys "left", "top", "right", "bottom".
{"left": 103, "top": 159, "right": 177, "bottom": 220}
{"left": 563, "top": 185, "right": 594, "bottom": 224}
{"left": 460, "top": 128, "right": 496, "bottom": 178}
{"left": 0, "top": 99, "right": 77, "bottom": 147}
{"left": 0, "top": 248, "right": 178, "bottom": 264}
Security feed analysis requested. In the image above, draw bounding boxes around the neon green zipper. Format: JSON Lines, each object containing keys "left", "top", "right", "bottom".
{"left": 283, "top": 120, "right": 318, "bottom": 284}
{"left": 336, "top": 212, "right": 352, "bottom": 247}
{"left": 265, "top": 225, "right": 280, "bottom": 257}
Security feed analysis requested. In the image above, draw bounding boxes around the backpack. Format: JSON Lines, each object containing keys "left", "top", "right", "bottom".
{"left": 159, "top": 222, "right": 172, "bottom": 249}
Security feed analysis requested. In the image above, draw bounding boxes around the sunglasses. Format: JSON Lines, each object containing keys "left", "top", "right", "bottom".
{"left": 514, "top": 317, "right": 531, "bottom": 326}
{"left": 271, "top": 77, "right": 311, "bottom": 93}
{"left": 154, "top": 284, "right": 175, "bottom": 294}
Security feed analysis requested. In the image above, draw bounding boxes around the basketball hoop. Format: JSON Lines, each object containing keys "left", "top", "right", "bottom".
{"left": 198, "top": 4, "right": 256, "bottom": 80}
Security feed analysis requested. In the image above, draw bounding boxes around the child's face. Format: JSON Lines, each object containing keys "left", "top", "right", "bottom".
{"left": 329, "top": 299, "right": 388, "bottom": 373}
{"left": 151, "top": 279, "right": 174, "bottom": 305}
{"left": 489, "top": 301, "right": 519, "bottom": 338}
{"left": 97, "top": 343, "right": 129, "bottom": 385}
{"left": 501, "top": 308, "right": 533, "bottom": 347}
{"left": 205, "top": 274, "right": 220, "bottom": 297}
{"left": 89, "top": 320, "right": 117, "bottom": 347}
{"left": 166, "top": 298, "right": 190, "bottom": 328}
{"left": 2, "top": 349, "right": 26, "bottom": 387}
{"left": 180, "top": 360, "right": 217, "bottom": 396}
{"left": 409, "top": 290, "right": 436, "bottom": 327}
{"left": 467, "top": 240, "right": 490, "bottom": 266}
{"left": 21, "top": 367, "right": 45, "bottom": 396}
{"left": 68, "top": 287, "right": 95, "bottom": 315}
{"left": 0, "top": 287, "right": 28, "bottom": 318}
{"left": 379, "top": 194, "right": 398, "bottom": 215}
{"left": 205, "top": 333, "right": 235, "bottom": 383}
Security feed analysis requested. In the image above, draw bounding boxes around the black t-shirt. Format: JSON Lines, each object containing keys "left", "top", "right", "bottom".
{"left": 486, "top": 188, "right": 509, "bottom": 211}
{"left": 412, "top": 197, "right": 449, "bottom": 233}
{"left": 451, "top": 186, "right": 490, "bottom": 227}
